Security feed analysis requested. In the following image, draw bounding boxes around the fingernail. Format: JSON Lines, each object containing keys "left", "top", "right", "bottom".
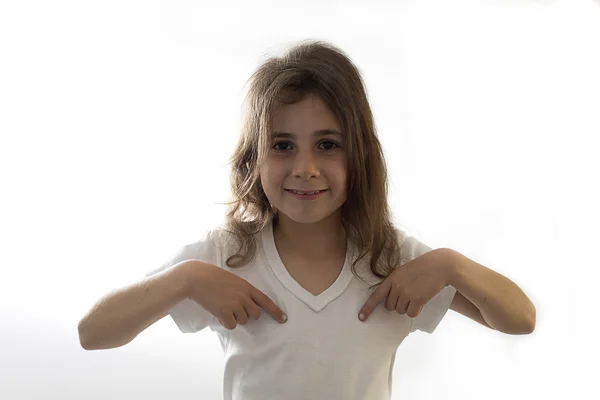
{"left": 281, "top": 314, "right": 287, "bottom": 322}
{"left": 359, "top": 313, "right": 365, "bottom": 321}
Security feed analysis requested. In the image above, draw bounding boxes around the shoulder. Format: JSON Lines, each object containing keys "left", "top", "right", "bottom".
{"left": 181, "top": 221, "right": 254, "bottom": 250}
{"left": 146, "top": 224, "right": 234, "bottom": 277}
{"left": 176, "top": 226, "right": 226, "bottom": 254}
{"left": 201, "top": 224, "right": 233, "bottom": 249}
{"left": 391, "top": 223, "right": 432, "bottom": 255}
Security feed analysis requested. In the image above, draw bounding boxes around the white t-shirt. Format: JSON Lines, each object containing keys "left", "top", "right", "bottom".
{"left": 146, "top": 219, "right": 457, "bottom": 400}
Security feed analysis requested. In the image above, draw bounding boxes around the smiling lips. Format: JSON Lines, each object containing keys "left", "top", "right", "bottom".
{"left": 285, "top": 189, "right": 327, "bottom": 195}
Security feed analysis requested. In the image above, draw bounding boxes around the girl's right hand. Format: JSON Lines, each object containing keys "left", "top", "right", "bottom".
{"left": 184, "top": 261, "right": 287, "bottom": 330}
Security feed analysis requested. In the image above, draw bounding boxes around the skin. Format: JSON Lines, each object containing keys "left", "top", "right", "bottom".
{"left": 258, "top": 96, "right": 536, "bottom": 334}
{"left": 259, "top": 93, "right": 348, "bottom": 264}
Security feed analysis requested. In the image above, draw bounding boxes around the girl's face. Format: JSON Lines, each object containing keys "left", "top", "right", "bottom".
{"left": 260, "top": 93, "right": 348, "bottom": 225}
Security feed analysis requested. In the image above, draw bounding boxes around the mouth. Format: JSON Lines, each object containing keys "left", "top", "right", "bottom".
{"left": 284, "top": 189, "right": 328, "bottom": 196}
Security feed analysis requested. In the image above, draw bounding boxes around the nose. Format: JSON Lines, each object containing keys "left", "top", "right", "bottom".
{"left": 292, "top": 151, "right": 320, "bottom": 180}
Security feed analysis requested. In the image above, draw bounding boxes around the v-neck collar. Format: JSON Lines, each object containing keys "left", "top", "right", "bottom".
{"left": 261, "top": 218, "right": 355, "bottom": 312}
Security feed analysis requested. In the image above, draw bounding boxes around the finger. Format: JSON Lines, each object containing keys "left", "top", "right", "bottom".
{"left": 406, "top": 301, "right": 424, "bottom": 318}
{"left": 251, "top": 289, "right": 287, "bottom": 323}
{"left": 359, "top": 280, "right": 391, "bottom": 321}
{"left": 395, "top": 298, "right": 409, "bottom": 315}
{"left": 233, "top": 307, "right": 249, "bottom": 326}
{"left": 245, "top": 301, "right": 262, "bottom": 321}
{"left": 218, "top": 314, "right": 237, "bottom": 330}
{"left": 385, "top": 285, "right": 401, "bottom": 311}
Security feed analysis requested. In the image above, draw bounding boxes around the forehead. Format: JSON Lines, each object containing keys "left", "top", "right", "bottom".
{"left": 270, "top": 93, "right": 341, "bottom": 135}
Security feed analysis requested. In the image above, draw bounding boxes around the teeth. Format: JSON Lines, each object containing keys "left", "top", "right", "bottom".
{"left": 292, "top": 190, "right": 320, "bottom": 195}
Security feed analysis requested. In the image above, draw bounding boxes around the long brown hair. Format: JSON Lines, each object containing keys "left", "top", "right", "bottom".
{"left": 223, "top": 39, "right": 408, "bottom": 288}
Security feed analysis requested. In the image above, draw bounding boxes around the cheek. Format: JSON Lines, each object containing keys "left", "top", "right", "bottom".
{"left": 261, "top": 161, "right": 285, "bottom": 190}
{"left": 331, "top": 159, "right": 348, "bottom": 190}
{"left": 259, "top": 167, "right": 274, "bottom": 198}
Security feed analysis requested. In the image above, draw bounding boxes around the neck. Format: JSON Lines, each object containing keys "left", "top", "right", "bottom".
{"left": 273, "top": 211, "right": 347, "bottom": 261}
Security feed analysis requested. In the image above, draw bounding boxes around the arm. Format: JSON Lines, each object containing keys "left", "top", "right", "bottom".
{"left": 77, "top": 260, "right": 195, "bottom": 350}
{"left": 450, "top": 291, "right": 494, "bottom": 330}
{"left": 445, "top": 249, "right": 536, "bottom": 335}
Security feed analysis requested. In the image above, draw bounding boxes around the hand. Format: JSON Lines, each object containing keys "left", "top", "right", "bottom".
{"left": 184, "top": 261, "right": 287, "bottom": 330}
{"left": 359, "top": 248, "right": 453, "bottom": 321}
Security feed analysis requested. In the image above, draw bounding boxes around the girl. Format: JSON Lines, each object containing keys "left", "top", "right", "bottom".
{"left": 78, "top": 40, "right": 536, "bottom": 400}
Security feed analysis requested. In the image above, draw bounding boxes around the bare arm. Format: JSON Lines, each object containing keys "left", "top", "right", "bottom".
{"left": 446, "top": 249, "right": 536, "bottom": 334}
{"left": 77, "top": 260, "right": 195, "bottom": 350}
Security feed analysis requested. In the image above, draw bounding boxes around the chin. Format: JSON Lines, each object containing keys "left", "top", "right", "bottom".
{"left": 285, "top": 214, "right": 328, "bottom": 225}
{"left": 276, "top": 206, "right": 343, "bottom": 225}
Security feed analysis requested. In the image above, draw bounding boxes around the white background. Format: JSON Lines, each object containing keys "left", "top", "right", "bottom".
{"left": 1, "top": 0, "right": 599, "bottom": 399}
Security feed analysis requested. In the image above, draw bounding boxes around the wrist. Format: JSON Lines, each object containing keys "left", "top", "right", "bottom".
{"left": 172, "top": 261, "right": 197, "bottom": 300}
{"left": 440, "top": 248, "right": 464, "bottom": 287}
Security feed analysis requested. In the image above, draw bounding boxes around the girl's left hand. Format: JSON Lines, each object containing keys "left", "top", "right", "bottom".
{"left": 359, "top": 248, "right": 454, "bottom": 321}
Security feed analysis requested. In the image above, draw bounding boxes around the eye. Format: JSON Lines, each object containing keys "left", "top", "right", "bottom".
{"left": 272, "top": 142, "right": 292, "bottom": 151}
{"left": 271, "top": 140, "right": 340, "bottom": 152}
{"left": 319, "top": 140, "right": 339, "bottom": 151}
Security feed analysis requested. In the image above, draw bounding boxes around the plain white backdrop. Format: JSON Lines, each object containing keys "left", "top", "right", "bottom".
{"left": 1, "top": 0, "right": 598, "bottom": 399}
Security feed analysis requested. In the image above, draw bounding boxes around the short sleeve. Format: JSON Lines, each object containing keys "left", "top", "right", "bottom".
{"left": 145, "top": 230, "right": 220, "bottom": 334}
{"left": 401, "top": 235, "right": 457, "bottom": 334}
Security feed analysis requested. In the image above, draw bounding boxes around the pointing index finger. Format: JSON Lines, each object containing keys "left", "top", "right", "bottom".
{"left": 359, "top": 280, "right": 390, "bottom": 321}
{"left": 251, "top": 288, "right": 287, "bottom": 323}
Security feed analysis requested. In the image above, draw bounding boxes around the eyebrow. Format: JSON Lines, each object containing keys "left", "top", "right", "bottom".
{"left": 270, "top": 129, "right": 343, "bottom": 139}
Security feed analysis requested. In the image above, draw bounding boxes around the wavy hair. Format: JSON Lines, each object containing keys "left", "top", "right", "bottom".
{"left": 223, "top": 40, "right": 407, "bottom": 288}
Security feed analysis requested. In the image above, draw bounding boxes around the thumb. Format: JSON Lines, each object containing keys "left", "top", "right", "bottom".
{"left": 359, "top": 280, "right": 390, "bottom": 321}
